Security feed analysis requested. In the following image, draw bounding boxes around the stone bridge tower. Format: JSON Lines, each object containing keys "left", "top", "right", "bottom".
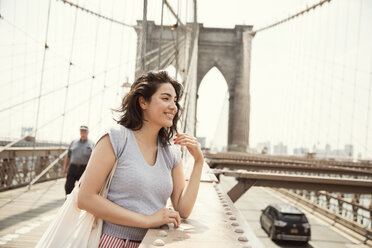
{"left": 135, "top": 22, "right": 254, "bottom": 152}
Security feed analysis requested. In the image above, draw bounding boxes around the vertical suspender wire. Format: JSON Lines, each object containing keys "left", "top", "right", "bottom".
{"left": 98, "top": 1, "right": 115, "bottom": 133}
{"left": 292, "top": 15, "right": 306, "bottom": 152}
{"left": 166, "top": 11, "right": 178, "bottom": 71}
{"left": 310, "top": 5, "right": 321, "bottom": 150}
{"left": 276, "top": 24, "right": 287, "bottom": 150}
{"left": 365, "top": 55, "right": 372, "bottom": 158}
{"left": 182, "top": 0, "right": 189, "bottom": 83}
{"left": 116, "top": 0, "right": 128, "bottom": 104}
{"left": 302, "top": 13, "right": 311, "bottom": 151}
{"left": 336, "top": 0, "right": 350, "bottom": 152}
{"left": 157, "top": 0, "right": 165, "bottom": 70}
{"left": 301, "top": 9, "right": 316, "bottom": 150}
{"left": 58, "top": 1, "right": 79, "bottom": 149}
{"left": 350, "top": 0, "right": 363, "bottom": 157}
{"left": 284, "top": 19, "right": 294, "bottom": 154}
{"left": 284, "top": 19, "right": 296, "bottom": 154}
{"left": 193, "top": 0, "right": 197, "bottom": 33}
{"left": 87, "top": 0, "right": 102, "bottom": 127}
{"left": 299, "top": 13, "right": 313, "bottom": 151}
{"left": 295, "top": 17, "right": 304, "bottom": 153}
{"left": 49, "top": 0, "right": 61, "bottom": 141}
{"left": 182, "top": 0, "right": 196, "bottom": 88}
{"left": 124, "top": 0, "right": 136, "bottom": 83}
{"left": 8, "top": 1, "right": 16, "bottom": 138}
{"left": 175, "top": 0, "right": 180, "bottom": 79}
{"left": 290, "top": 18, "right": 301, "bottom": 152}
{"left": 317, "top": 3, "right": 330, "bottom": 149}
{"left": 21, "top": 0, "right": 31, "bottom": 138}
{"left": 140, "top": 0, "right": 148, "bottom": 74}
{"left": 30, "top": 0, "right": 53, "bottom": 182}
{"left": 33, "top": 0, "right": 42, "bottom": 123}
{"left": 326, "top": 0, "right": 340, "bottom": 156}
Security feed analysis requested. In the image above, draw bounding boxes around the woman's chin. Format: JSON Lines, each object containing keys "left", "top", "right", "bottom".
{"left": 163, "top": 121, "right": 173, "bottom": 128}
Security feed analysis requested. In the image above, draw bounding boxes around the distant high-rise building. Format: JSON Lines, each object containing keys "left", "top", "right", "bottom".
{"left": 325, "top": 144, "right": 331, "bottom": 155}
{"left": 312, "top": 144, "right": 317, "bottom": 153}
{"left": 273, "top": 142, "right": 287, "bottom": 155}
{"left": 293, "top": 147, "right": 309, "bottom": 155}
{"left": 21, "top": 127, "right": 33, "bottom": 137}
{"left": 344, "top": 144, "right": 353, "bottom": 157}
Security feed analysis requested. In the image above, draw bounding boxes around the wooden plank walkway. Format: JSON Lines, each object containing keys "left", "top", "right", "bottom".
{"left": 0, "top": 179, "right": 65, "bottom": 247}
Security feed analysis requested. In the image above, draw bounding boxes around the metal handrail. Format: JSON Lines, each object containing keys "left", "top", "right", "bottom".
{"left": 277, "top": 189, "right": 372, "bottom": 242}
{"left": 0, "top": 136, "right": 35, "bottom": 154}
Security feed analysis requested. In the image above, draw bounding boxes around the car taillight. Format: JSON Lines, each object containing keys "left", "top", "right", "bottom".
{"left": 302, "top": 223, "right": 310, "bottom": 229}
{"left": 274, "top": 220, "right": 287, "bottom": 227}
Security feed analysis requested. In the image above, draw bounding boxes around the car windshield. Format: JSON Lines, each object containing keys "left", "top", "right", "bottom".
{"left": 281, "top": 214, "right": 307, "bottom": 222}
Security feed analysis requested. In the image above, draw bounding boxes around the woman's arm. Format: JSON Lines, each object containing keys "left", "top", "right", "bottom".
{"left": 171, "top": 134, "right": 204, "bottom": 219}
{"left": 78, "top": 135, "right": 181, "bottom": 228}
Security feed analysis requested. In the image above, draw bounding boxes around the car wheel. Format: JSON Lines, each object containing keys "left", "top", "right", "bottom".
{"left": 269, "top": 227, "right": 276, "bottom": 241}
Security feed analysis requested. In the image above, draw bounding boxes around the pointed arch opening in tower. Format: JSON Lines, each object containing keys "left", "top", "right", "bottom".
{"left": 196, "top": 67, "right": 229, "bottom": 152}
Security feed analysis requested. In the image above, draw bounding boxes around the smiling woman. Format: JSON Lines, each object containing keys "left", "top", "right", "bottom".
{"left": 75, "top": 71, "right": 204, "bottom": 247}
{"left": 116, "top": 71, "right": 183, "bottom": 147}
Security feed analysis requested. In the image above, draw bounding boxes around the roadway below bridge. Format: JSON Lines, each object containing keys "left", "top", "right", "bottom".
{"left": 219, "top": 175, "right": 370, "bottom": 248}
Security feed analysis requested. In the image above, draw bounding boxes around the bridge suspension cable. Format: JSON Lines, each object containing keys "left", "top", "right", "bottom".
{"left": 87, "top": 0, "right": 103, "bottom": 127}
{"left": 139, "top": 0, "right": 148, "bottom": 75}
{"left": 0, "top": 61, "right": 132, "bottom": 114}
{"left": 366, "top": 56, "right": 372, "bottom": 156}
{"left": 135, "top": 38, "right": 186, "bottom": 74}
{"left": 115, "top": 0, "right": 129, "bottom": 106}
{"left": 164, "top": 0, "right": 192, "bottom": 32}
{"left": 30, "top": 0, "right": 53, "bottom": 182}
{"left": 250, "top": 0, "right": 331, "bottom": 35}
{"left": 58, "top": 1, "right": 79, "bottom": 148}
{"left": 98, "top": 0, "right": 115, "bottom": 131}
{"left": 350, "top": 0, "right": 363, "bottom": 148}
{"left": 57, "top": 0, "right": 134, "bottom": 28}
{"left": 336, "top": 0, "right": 351, "bottom": 152}
{"left": 254, "top": 0, "right": 372, "bottom": 158}
{"left": 158, "top": 0, "right": 165, "bottom": 70}
{"left": 182, "top": 30, "right": 199, "bottom": 136}
{"left": 325, "top": 0, "right": 341, "bottom": 153}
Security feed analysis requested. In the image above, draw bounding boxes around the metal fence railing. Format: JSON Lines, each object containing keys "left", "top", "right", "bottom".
{"left": 0, "top": 147, "right": 67, "bottom": 191}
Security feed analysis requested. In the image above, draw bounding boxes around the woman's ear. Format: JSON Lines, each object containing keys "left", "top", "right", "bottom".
{"left": 139, "top": 96, "right": 147, "bottom": 110}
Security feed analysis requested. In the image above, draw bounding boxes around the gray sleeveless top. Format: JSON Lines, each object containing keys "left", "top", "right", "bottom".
{"left": 97, "top": 125, "right": 181, "bottom": 241}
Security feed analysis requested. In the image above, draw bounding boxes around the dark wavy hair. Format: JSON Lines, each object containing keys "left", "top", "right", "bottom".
{"left": 115, "top": 71, "right": 183, "bottom": 146}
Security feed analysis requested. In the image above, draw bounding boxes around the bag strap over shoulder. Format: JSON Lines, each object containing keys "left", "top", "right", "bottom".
{"left": 100, "top": 127, "right": 128, "bottom": 197}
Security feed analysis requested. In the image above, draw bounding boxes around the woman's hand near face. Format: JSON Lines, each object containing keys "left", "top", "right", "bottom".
{"left": 147, "top": 207, "right": 181, "bottom": 228}
{"left": 173, "top": 133, "right": 204, "bottom": 164}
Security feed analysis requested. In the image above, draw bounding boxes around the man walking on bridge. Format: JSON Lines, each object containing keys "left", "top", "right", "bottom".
{"left": 62, "top": 125, "right": 94, "bottom": 195}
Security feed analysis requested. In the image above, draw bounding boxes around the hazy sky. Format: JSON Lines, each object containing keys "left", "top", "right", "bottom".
{"left": 0, "top": 0, "right": 371, "bottom": 158}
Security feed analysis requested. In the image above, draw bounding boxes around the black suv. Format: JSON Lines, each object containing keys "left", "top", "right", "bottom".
{"left": 260, "top": 204, "right": 311, "bottom": 243}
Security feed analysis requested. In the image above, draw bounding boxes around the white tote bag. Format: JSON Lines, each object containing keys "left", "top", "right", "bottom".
{"left": 36, "top": 129, "right": 127, "bottom": 248}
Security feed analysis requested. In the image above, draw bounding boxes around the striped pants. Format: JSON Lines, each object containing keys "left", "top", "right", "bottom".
{"left": 99, "top": 233, "right": 141, "bottom": 248}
